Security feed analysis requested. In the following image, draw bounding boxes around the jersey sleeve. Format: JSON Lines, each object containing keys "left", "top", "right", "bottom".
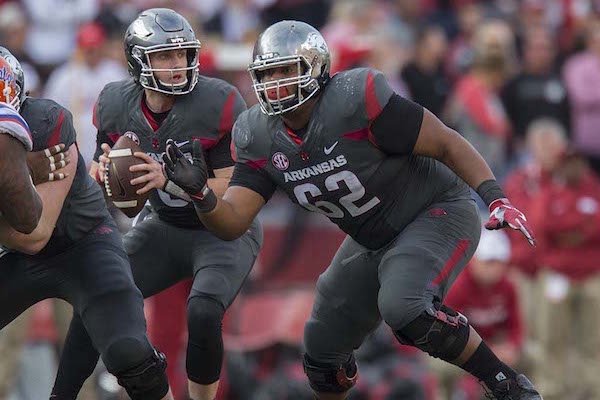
{"left": 363, "top": 69, "right": 424, "bottom": 155}
{"left": 228, "top": 112, "right": 277, "bottom": 202}
{"left": 206, "top": 133, "right": 234, "bottom": 170}
{"left": 45, "top": 105, "right": 77, "bottom": 149}
{"left": 207, "top": 87, "right": 247, "bottom": 170}
{"left": 0, "top": 103, "right": 33, "bottom": 151}
{"left": 92, "top": 91, "right": 117, "bottom": 162}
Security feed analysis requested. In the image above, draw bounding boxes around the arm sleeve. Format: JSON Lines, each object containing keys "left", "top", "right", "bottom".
{"left": 229, "top": 162, "right": 277, "bottom": 202}
{"left": 369, "top": 93, "right": 424, "bottom": 155}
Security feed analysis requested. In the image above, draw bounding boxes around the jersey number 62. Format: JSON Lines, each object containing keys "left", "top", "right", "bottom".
{"left": 293, "top": 170, "right": 380, "bottom": 218}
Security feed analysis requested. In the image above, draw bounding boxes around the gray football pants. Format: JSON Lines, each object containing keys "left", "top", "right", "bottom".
{"left": 304, "top": 199, "right": 481, "bottom": 365}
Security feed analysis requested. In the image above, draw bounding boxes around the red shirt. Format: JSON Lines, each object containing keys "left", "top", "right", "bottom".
{"left": 445, "top": 266, "right": 524, "bottom": 349}
{"left": 503, "top": 164, "right": 551, "bottom": 276}
{"left": 531, "top": 171, "right": 600, "bottom": 280}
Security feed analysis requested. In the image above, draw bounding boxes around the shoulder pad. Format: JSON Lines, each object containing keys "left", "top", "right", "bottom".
{"left": 231, "top": 105, "right": 271, "bottom": 165}
{"left": 326, "top": 68, "right": 394, "bottom": 122}
{"left": 95, "top": 79, "right": 138, "bottom": 132}
{"left": 0, "top": 103, "right": 32, "bottom": 150}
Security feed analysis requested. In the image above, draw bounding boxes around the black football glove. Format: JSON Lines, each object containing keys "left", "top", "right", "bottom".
{"left": 162, "top": 139, "right": 217, "bottom": 213}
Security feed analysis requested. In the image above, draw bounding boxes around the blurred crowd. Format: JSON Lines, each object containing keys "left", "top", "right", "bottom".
{"left": 2, "top": 0, "right": 600, "bottom": 399}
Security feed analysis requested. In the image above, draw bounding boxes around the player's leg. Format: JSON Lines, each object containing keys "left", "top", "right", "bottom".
{"left": 54, "top": 221, "right": 173, "bottom": 400}
{"left": 52, "top": 215, "right": 181, "bottom": 399}
{"left": 303, "top": 236, "right": 383, "bottom": 400}
{"left": 185, "top": 220, "right": 262, "bottom": 400}
{"left": 377, "top": 200, "right": 541, "bottom": 399}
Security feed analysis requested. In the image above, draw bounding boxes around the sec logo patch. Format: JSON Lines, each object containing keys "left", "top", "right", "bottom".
{"left": 272, "top": 152, "right": 289, "bottom": 171}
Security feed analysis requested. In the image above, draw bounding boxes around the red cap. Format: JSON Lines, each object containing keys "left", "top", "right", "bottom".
{"left": 77, "top": 22, "right": 106, "bottom": 49}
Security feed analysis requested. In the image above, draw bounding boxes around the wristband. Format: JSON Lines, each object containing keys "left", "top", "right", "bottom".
{"left": 476, "top": 179, "right": 506, "bottom": 208}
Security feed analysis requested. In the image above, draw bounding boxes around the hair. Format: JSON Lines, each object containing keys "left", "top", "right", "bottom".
{"left": 525, "top": 117, "right": 568, "bottom": 143}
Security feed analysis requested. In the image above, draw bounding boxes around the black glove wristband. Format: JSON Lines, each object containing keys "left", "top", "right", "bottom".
{"left": 476, "top": 179, "right": 506, "bottom": 207}
{"left": 190, "top": 185, "right": 218, "bottom": 213}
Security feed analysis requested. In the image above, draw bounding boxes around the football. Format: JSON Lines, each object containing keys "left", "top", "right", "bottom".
{"left": 104, "top": 132, "right": 149, "bottom": 218}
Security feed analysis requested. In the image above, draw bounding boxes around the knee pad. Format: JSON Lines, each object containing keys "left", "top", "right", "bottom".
{"left": 394, "top": 301, "right": 470, "bottom": 361}
{"left": 112, "top": 348, "right": 169, "bottom": 400}
{"left": 303, "top": 353, "right": 358, "bottom": 394}
{"left": 186, "top": 296, "right": 225, "bottom": 384}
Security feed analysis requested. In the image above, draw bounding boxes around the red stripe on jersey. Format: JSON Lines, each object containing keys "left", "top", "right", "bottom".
{"left": 285, "top": 126, "right": 303, "bottom": 145}
{"left": 218, "top": 91, "right": 236, "bottom": 139}
{"left": 230, "top": 139, "right": 238, "bottom": 162}
{"left": 246, "top": 158, "right": 268, "bottom": 170}
{"left": 192, "top": 136, "right": 217, "bottom": 150}
{"left": 47, "top": 110, "right": 65, "bottom": 146}
{"left": 107, "top": 132, "right": 120, "bottom": 144}
{"left": 92, "top": 99, "right": 99, "bottom": 129}
{"left": 432, "top": 239, "right": 470, "bottom": 286}
{"left": 140, "top": 97, "right": 160, "bottom": 131}
{"left": 365, "top": 71, "right": 382, "bottom": 121}
{"left": 342, "top": 128, "right": 369, "bottom": 141}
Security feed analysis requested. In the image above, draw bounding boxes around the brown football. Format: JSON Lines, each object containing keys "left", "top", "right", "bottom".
{"left": 104, "top": 132, "right": 149, "bottom": 218}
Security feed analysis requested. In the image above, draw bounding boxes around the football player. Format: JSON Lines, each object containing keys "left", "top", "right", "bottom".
{"left": 164, "top": 21, "right": 542, "bottom": 400}
{"left": 52, "top": 8, "right": 262, "bottom": 400}
{"left": 0, "top": 47, "right": 174, "bottom": 400}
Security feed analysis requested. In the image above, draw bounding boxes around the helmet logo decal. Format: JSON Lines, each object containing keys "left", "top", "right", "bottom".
{"left": 131, "top": 19, "right": 152, "bottom": 37}
{"left": 169, "top": 37, "right": 185, "bottom": 43}
{"left": 258, "top": 52, "right": 278, "bottom": 61}
{"left": 0, "top": 67, "right": 14, "bottom": 84}
{"left": 272, "top": 152, "right": 290, "bottom": 171}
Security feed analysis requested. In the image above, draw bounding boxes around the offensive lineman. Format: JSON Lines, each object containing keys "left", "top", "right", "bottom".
{"left": 52, "top": 8, "right": 262, "bottom": 400}
{"left": 0, "top": 47, "right": 174, "bottom": 400}
{"left": 164, "top": 21, "right": 542, "bottom": 399}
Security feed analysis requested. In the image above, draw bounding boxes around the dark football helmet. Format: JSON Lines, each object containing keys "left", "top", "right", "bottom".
{"left": 0, "top": 46, "right": 25, "bottom": 110}
{"left": 124, "top": 8, "right": 201, "bottom": 95}
{"left": 248, "top": 20, "right": 331, "bottom": 115}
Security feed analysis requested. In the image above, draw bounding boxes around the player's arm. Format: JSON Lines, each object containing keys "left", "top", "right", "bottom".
{"left": 369, "top": 92, "right": 534, "bottom": 245}
{"left": 0, "top": 134, "right": 42, "bottom": 233}
{"left": 163, "top": 139, "right": 269, "bottom": 240}
{"left": 0, "top": 144, "right": 77, "bottom": 254}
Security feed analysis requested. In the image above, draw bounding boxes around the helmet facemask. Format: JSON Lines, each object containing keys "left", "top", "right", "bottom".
{"left": 131, "top": 41, "right": 201, "bottom": 95}
{"left": 249, "top": 54, "right": 321, "bottom": 116}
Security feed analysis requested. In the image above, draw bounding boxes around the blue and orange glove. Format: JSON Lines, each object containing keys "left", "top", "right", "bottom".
{"left": 485, "top": 198, "right": 535, "bottom": 246}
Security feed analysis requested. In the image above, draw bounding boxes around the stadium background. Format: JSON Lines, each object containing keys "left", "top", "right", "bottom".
{"left": 1, "top": 0, "right": 600, "bottom": 399}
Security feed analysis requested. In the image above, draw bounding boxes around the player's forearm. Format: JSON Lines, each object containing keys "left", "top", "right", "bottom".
{"left": 195, "top": 197, "right": 250, "bottom": 241}
{"left": 0, "top": 148, "right": 43, "bottom": 233}
{"left": 439, "top": 128, "right": 497, "bottom": 190}
{"left": 0, "top": 175, "right": 42, "bottom": 234}
{"left": 0, "top": 180, "right": 68, "bottom": 254}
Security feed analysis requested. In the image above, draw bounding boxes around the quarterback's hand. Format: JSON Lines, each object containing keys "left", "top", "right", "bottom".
{"left": 27, "top": 143, "right": 71, "bottom": 185}
{"left": 97, "top": 143, "right": 112, "bottom": 183}
{"left": 129, "top": 152, "right": 166, "bottom": 195}
{"left": 485, "top": 198, "right": 535, "bottom": 246}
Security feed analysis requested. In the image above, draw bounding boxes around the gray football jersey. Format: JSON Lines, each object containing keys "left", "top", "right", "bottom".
{"left": 94, "top": 76, "right": 246, "bottom": 227}
{"left": 232, "top": 68, "right": 470, "bottom": 250}
{"left": 21, "top": 98, "right": 110, "bottom": 248}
